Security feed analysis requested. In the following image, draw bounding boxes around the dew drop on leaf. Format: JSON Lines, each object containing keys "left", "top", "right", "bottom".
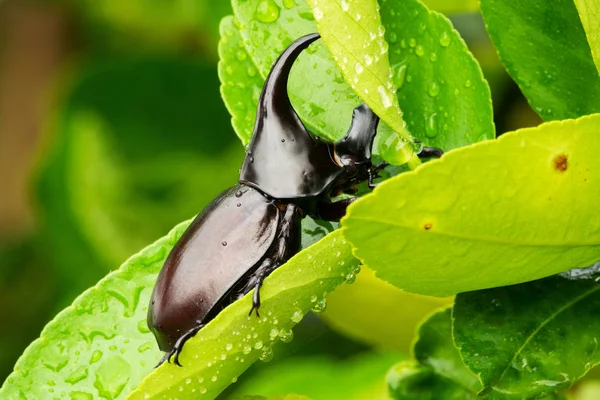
{"left": 394, "top": 64, "right": 408, "bottom": 89}
{"left": 311, "top": 298, "right": 328, "bottom": 313}
{"left": 259, "top": 346, "right": 274, "bottom": 362}
{"left": 426, "top": 113, "right": 438, "bottom": 138}
{"left": 255, "top": 0, "right": 280, "bottom": 23}
{"left": 439, "top": 31, "right": 451, "bottom": 47}
{"left": 282, "top": 0, "right": 294, "bottom": 9}
{"left": 279, "top": 328, "right": 294, "bottom": 343}
{"left": 428, "top": 81, "right": 440, "bottom": 97}
{"left": 291, "top": 309, "right": 303, "bottom": 323}
{"left": 378, "top": 86, "right": 392, "bottom": 108}
{"left": 93, "top": 356, "right": 131, "bottom": 400}
{"left": 415, "top": 45, "right": 424, "bottom": 56}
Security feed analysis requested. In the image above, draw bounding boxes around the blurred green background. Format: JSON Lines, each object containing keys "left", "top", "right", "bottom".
{"left": 0, "top": 0, "right": 541, "bottom": 396}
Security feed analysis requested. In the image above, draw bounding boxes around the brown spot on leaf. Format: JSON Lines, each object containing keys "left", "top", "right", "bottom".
{"left": 554, "top": 154, "right": 568, "bottom": 172}
{"left": 424, "top": 223, "right": 432, "bottom": 230}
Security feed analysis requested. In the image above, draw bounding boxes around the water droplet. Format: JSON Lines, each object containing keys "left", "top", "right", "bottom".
{"left": 254, "top": 340, "right": 264, "bottom": 350}
{"left": 279, "top": 328, "right": 294, "bottom": 343}
{"left": 231, "top": 377, "right": 238, "bottom": 383}
{"left": 291, "top": 309, "right": 303, "bottom": 323}
{"left": 236, "top": 203, "right": 241, "bottom": 207}
{"left": 354, "top": 63, "right": 364, "bottom": 74}
{"left": 211, "top": 375, "right": 217, "bottom": 382}
{"left": 394, "top": 64, "right": 408, "bottom": 89}
{"left": 247, "top": 66, "right": 257, "bottom": 77}
{"left": 428, "top": 81, "right": 440, "bottom": 97}
{"left": 282, "top": 0, "right": 294, "bottom": 8}
{"left": 313, "top": 7, "right": 323, "bottom": 20}
{"left": 310, "top": 295, "right": 318, "bottom": 303}
{"left": 200, "top": 387, "right": 207, "bottom": 394}
{"left": 225, "top": 343, "right": 233, "bottom": 351}
{"left": 65, "top": 367, "right": 89, "bottom": 384}
{"left": 415, "top": 45, "right": 424, "bottom": 56}
{"left": 465, "top": 80, "right": 472, "bottom": 88}
{"left": 71, "top": 391, "right": 94, "bottom": 400}
{"left": 222, "top": 241, "right": 228, "bottom": 246}
{"left": 255, "top": 0, "right": 280, "bottom": 23}
{"left": 312, "top": 298, "right": 327, "bottom": 313}
{"left": 378, "top": 86, "right": 392, "bottom": 108}
{"left": 137, "top": 342, "right": 154, "bottom": 353}
{"left": 93, "top": 356, "right": 131, "bottom": 400}
{"left": 341, "top": 0, "right": 349, "bottom": 11}
{"left": 379, "top": 133, "right": 412, "bottom": 165}
{"left": 242, "top": 345, "right": 252, "bottom": 355}
{"left": 388, "top": 32, "right": 398, "bottom": 43}
{"left": 235, "top": 190, "right": 243, "bottom": 198}
{"left": 89, "top": 350, "right": 103, "bottom": 364}
{"left": 236, "top": 50, "right": 247, "bottom": 61}
{"left": 363, "top": 54, "right": 373, "bottom": 66}
{"left": 439, "top": 32, "right": 451, "bottom": 47}
{"left": 345, "top": 272, "right": 356, "bottom": 284}
{"left": 260, "top": 347, "right": 274, "bottom": 362}
{"left": 408, "top": 38, "right": 416, "bottom": 47}
{"left": 430, "top": 52, "right": 437, "bottom": 62}
{"left": 426, "top": 113, "right": 438, "bottom": 138}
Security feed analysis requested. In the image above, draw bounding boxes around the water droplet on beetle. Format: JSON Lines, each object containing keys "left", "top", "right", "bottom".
{"left": 312, "top": 299, "right": 327, "bottom": 313}
{"left": 236, "top": 203, "right": 241, "bottom": 207}
{"left": 222, "top": 241, "right": 227, "bottom": 246}
{"left": 235, "top": 190, "right": 243, "bottom": 198}
{"left": 255, "top": 0, "right": 280, "bottom": 23}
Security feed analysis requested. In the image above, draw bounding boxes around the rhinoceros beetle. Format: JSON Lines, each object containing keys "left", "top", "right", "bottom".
{"left": 147, "top": 33, "right": 442, "bottom": 366}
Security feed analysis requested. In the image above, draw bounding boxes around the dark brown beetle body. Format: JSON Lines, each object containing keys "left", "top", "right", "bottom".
{"left": 148, "top": 33, "right": 442, "bottom": 366}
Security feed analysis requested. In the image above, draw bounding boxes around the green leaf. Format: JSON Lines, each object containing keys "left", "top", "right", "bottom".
{"left": 453, "top": 264, "right": 600, "bottom": 399}
{"left": 219, "top": 16, "right": 264, "bottom": 144}
{"left": 420, "top": 0, "right": 478, "bottom": 14}
{"left": 573, "top": 0, "right": 600, "bottom": 75}
{"left": 342, "top": 114, "right": 600, "bottom": 297}
{"left": 234, "top": 395, "right": 312, "bottom": 400}
{"left": 387, "top": 361, "right": 479, "bottom": 399}
{"left": 387, "top": 308, "right": 481, "bottom": 399}
{"left": 380, "top": 0, "right": 494, "bottom": 150}
{"left": 230, "top": 0, "right": 362, "bottom": 142}
{"left": 480, "top": 0, "right": 600, "bottom": 121}
{"left": 321, "top": 266, "right": 452, "bottom": 351}
{"left": 229, "top": 352, "right": 398, "bottom": 400}
{"left": 414, "top": 308, "right": 481, "bottom": 393}
{"left": 128, "top": 230, "right": 358, "bottom": 399}
{"left": 0, "top": 220, "right": 188, "bottom": 400}
{"left": 306, "top": 0, "right": 414, "bottom": 165}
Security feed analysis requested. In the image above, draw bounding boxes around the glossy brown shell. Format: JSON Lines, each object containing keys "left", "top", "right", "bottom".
{"left": 148, "top": 184, "right": 279, "bottom": 350}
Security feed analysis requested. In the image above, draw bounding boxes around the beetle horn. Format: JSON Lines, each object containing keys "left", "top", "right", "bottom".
{"left": 335, "top": 103, "right": 380, "bottom": 162}
{"left": 253, "top": 33, "right": 320, "bottom": 135}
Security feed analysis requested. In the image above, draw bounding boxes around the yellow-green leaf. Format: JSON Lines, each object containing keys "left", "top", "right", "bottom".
{"left": 306, "top": 0, "right": 415, "bottom": 165}
{"left": 342, "top": 114, "right": 600, "bottom": 296}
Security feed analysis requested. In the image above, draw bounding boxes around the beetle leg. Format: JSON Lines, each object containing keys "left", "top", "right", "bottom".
{"left": 246, "top": 203, "right": 301, "bottom": 317}
{"left": 419, "top": 146, "right": 444, "bottom": 158}
{"left": 156, "top": 322, "right": 205, "bottom": 367}
{"left": 314, "top": 198, "right": 357, "bottom": 221}
{"left": 367, "top": 162, "right": 388, "bottom": 189}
